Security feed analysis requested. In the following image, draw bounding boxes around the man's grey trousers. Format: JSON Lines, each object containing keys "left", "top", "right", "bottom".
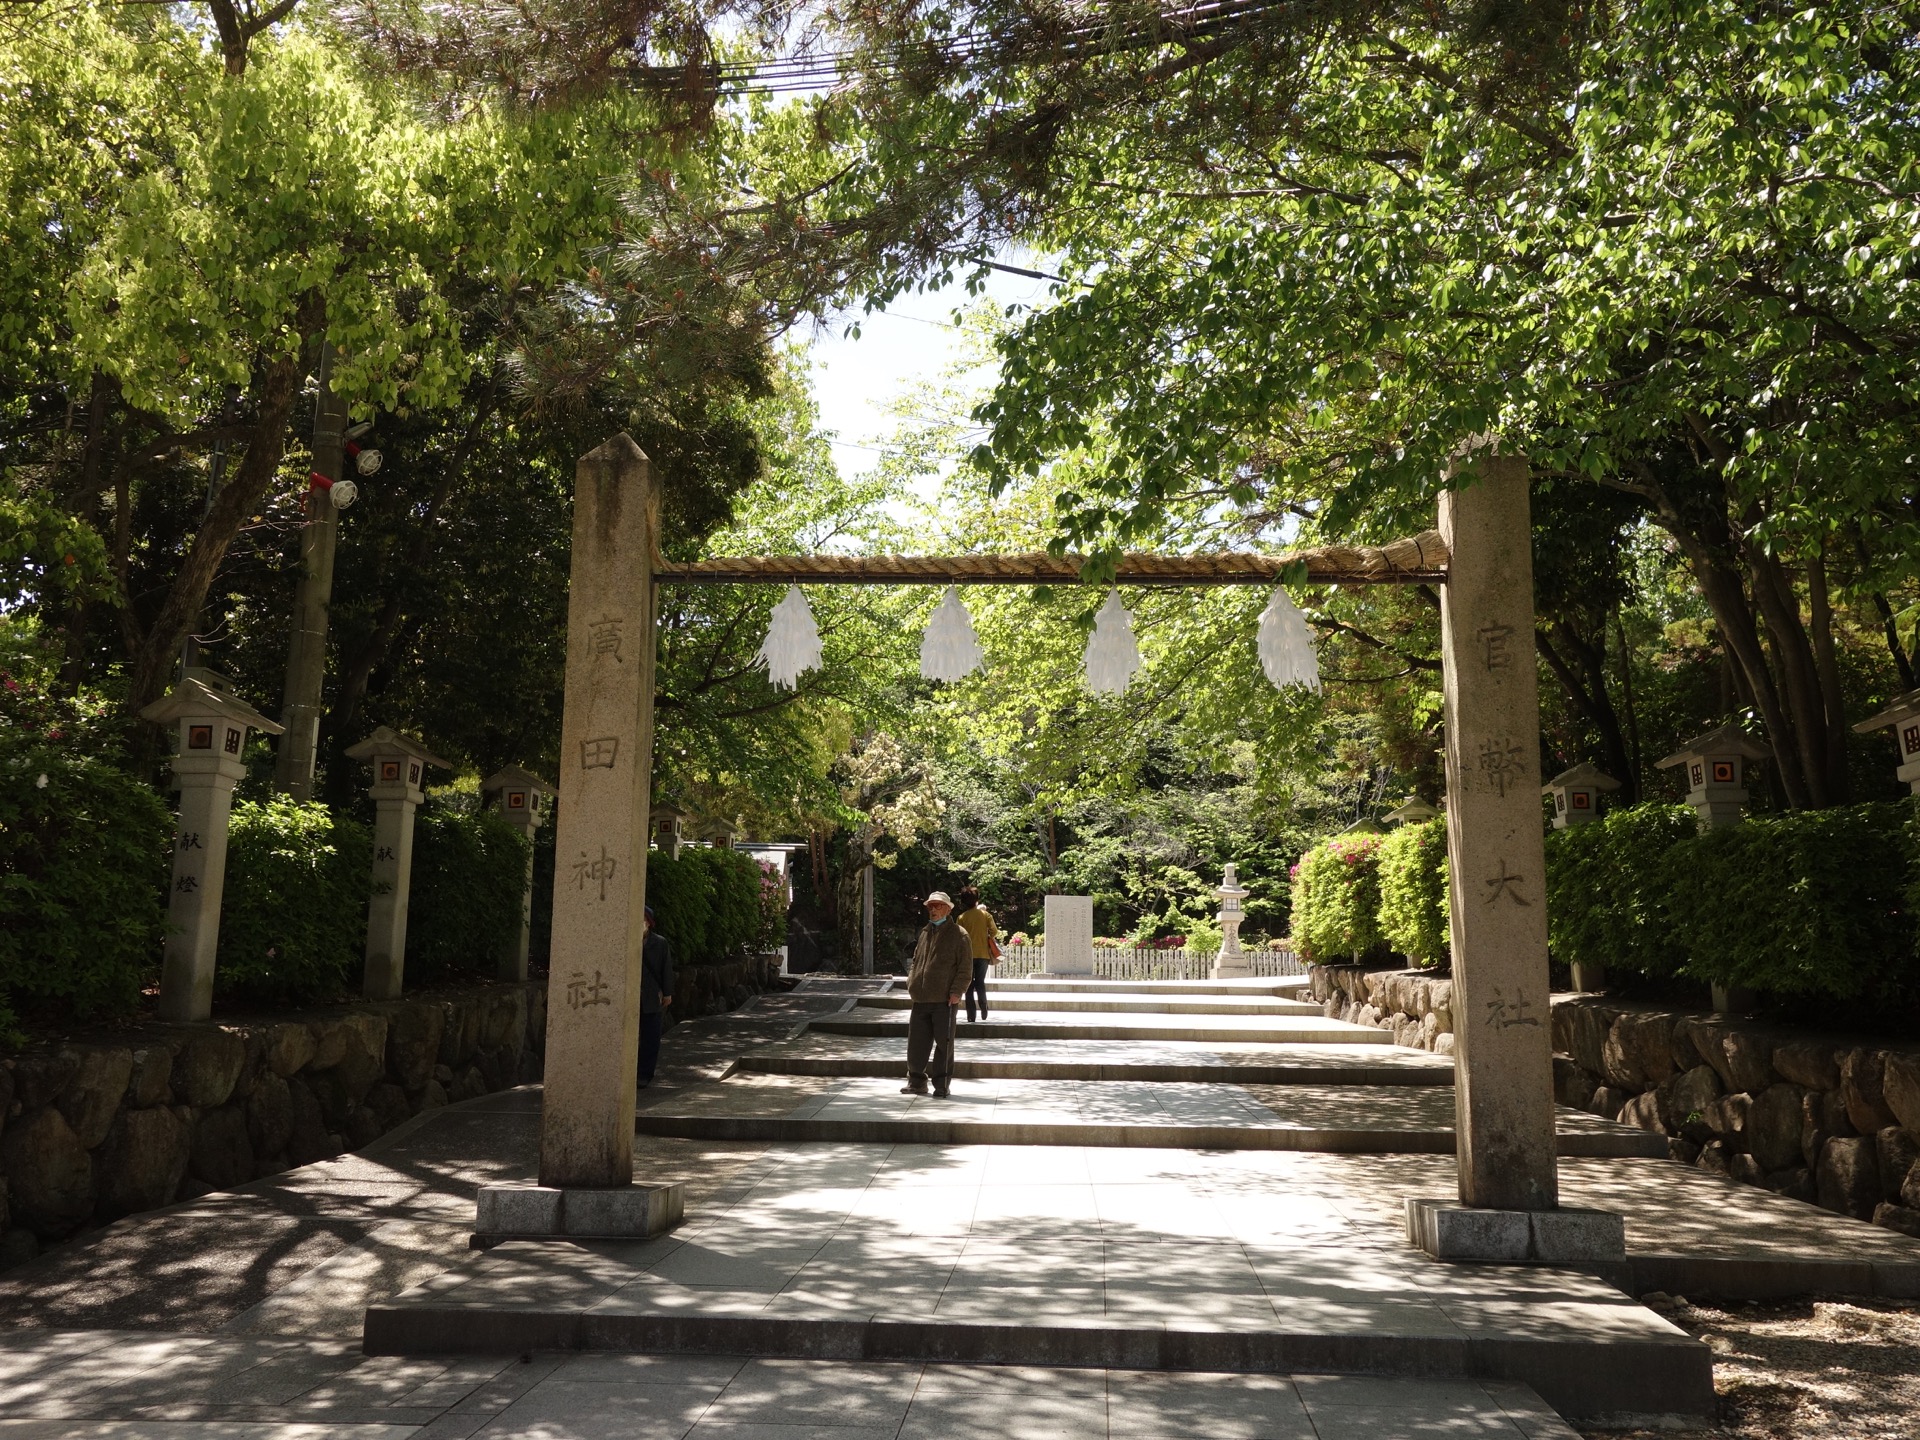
{"left": 906, "top": 1001, "right": 957, "bottom": 1090}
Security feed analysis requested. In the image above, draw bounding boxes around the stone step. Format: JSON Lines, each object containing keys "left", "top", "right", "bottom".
{"left": 986, "top": 977, "right": 1311, "bottom": 995}
{"left": 628, "top": 1111, "right": 1667, "bottom": 1157}
{"left": 857, "top": 993, "right": 1326, "bottom": 1017}
{"left": 729, "top": 1055, "right": 1453, "bottom": 1085}
{"left": 364, "top": 1238, "right": 1711, "bottom": 1420}
{"left": 809, "top": 1014, "right": 1394, "bottom": 1046}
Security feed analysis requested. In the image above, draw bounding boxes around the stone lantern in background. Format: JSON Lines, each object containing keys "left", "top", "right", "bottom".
{"left": 1657, "top": 722, "right": 1770, "bottom": 1014}
{"left": 346, "top": 726, "right": 450, "bottom": 1000}
{"left": 1211, "top": 863, "right": 1251, "bottom": 980}
{"left": 484, "top": 766, "right": 556, "bottom": 981}
{"left": 1542, "top": 762, "right": 1619, "bottom": 830}
{"left": 1852, "top": 689, "right": 1920, "bottom": 793}
{"left": 1656, "top": 722, "right": 1771, "bottom": 830}
{"left": 652, "top": 800, "right": 691, "bottom": 859}
{"left": 141, "top": 670, "right": 284, "bottom": 1023}
{"left": 1383, "top": 796, "right": 1442, "bottom": 826}
{"left": 699, "top": 816, "right": 740, "bottom": 850}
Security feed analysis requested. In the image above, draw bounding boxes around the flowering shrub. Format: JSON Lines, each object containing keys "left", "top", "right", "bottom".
{"left": 1288, "top": 833, "right": 1387, "bottom": 963}
{"left": 1377, "top": 818, "right": 1450, "bottom": 968}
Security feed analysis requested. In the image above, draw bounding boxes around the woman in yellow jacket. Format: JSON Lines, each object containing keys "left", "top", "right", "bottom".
{"left": 953, "top": 885, "right": 999, "bottom": 1023}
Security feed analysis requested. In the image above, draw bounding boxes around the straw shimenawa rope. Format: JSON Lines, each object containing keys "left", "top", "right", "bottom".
{"left": 656, "top": 531, "right": 1448, "bottom": 586}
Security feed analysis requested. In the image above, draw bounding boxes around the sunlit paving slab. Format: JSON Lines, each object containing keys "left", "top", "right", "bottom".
{"left": 632, "top": 1074, "right": 1666, "bottom": 1156}
{"left": 364, "top": 1142, "right": 1714, "bottom": 1417}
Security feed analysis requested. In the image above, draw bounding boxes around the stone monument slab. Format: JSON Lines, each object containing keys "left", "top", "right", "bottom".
{"left": 1043, "top": 895, "right": 1094, "bottom": 975}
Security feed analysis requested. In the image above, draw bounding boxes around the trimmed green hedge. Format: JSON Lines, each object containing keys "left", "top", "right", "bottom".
{"left": 1670, "top": 802, "right": 1914, "bottom": 997}
{"left": 644, "top": 846, "right": 782, "bottom": 964}
{"left": 0, "top": 742, "right": 170, "bottom": 1028}
{"left": 406, "top": 803, "right": 532, "bottom": 984}
{"left": 1289, "top": 833, "right": 1386, "bottom": 963}
{"left": 1544, "top": 803, "right": 1698, "bottom": 981}
{"left": 1377, "top": 818, "right": 1450, "bottom": 968}
{"left": 1542, "top": 800, "right": 1918, "bottom": 1001}
{"left": 216, "top": 797, "right": 369, "bottom": 1006}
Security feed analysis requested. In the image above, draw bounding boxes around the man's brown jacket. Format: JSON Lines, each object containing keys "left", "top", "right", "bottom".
{"left": 906, "top": 918, "right": 973, "bottom": 1002}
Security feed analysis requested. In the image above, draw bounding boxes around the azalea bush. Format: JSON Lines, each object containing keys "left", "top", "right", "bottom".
{"left": 1288, "top": 833, "right": 1386, "bottom": 963}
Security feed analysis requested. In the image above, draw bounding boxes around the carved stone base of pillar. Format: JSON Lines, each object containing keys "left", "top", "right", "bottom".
{"left": 1405, "top": 1197, "right": 1624, "bottom": 1264}
{"left": 474, "top": 1181, "right": 683, "bottom": 1248}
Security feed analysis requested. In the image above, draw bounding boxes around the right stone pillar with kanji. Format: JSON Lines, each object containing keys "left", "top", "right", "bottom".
{"left": 473, "top": 433, "right": 681, "bottom": 1244}
{"left": 1408, "top": 445, "right": 1624, "bottom": 1265}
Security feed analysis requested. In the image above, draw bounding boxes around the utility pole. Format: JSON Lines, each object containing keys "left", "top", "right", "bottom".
{"left": 273, "top": 341, "right": 348, "bottom": 801}
{"left": 861, "top": 861, "right": 875, "bottom": 975}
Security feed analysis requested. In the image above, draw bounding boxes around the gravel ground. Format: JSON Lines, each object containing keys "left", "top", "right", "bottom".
{"left": 1581, "top": 1293, "right": 1920, "bottom": 1438}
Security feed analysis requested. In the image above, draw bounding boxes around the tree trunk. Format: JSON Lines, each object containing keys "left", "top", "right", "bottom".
{"left": 1613, "top": 619, "right": 1643, "bottom": 801}
{"left": 1536, "top": 622, "right": 1633, "bottom": 797}
{"left": 1645, "top": 493, "right": 1812, "bottom": 808}
{"left": 1806, "top": 544, "right": 1851, "bottom": 802}
{"left": 125, "top": 334, "right": 310, "bottom": 716}
{"left": 1744, "top": 541, "right": 1836, "bottom": 806}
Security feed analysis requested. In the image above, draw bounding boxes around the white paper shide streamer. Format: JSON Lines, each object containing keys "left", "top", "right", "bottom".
{"left": 1258, "top": 588, "right": 1320, "bottom": 691}
{"left": 756, "top": 586, "right": 824, "bottom": 690}
{"left": 1083, "top": 590, "right": 1143, "bottom": 695}
{"left": 919, "top": 587, "right": 986, "bottom": 682}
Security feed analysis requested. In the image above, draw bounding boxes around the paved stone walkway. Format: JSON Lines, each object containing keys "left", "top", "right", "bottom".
{"left": 4, "top": 973, "right": 1919, "bottom": 1436}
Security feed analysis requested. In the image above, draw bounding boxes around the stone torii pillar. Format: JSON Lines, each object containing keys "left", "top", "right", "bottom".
{"left": 346, "top": 726, "right": 450, "bottom": 1000}
{"left": 1409, "top": 446, "right": 1623, "bottom": 1264}
{"left": 475, "top": 433, "right": 681, "bottom": 1244}
{"left": 140, "top": 671, "right": 285, "bottom": 1022}
{"left": 484, "top": 766, "right": 555, "bottom": 982}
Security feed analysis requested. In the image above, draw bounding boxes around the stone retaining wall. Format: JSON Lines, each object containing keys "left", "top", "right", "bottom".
{"left": 1306, "top": 964, "right": 1920, "bottom": 1242}
{"left": 675, "top": 954, "right": 782, "bottom": 1020}
{"left": 0, "top": 955, "right": 787, "bottom": 1268}
{"left": 1551, "top": 997, "right": 1920, "bottom": 1240}
{"left": 1308, "top": 964, "right": 1456, "bottom": 1054}
{"left": 0, "top": 982, "right": 547, "bottom": 1264}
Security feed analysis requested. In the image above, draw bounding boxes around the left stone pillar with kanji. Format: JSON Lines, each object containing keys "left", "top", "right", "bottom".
{"left": 345, "top": 726, "right": 449, "bottom": 1000}
{"left": 473, "top": 433, "right": 682, "bottom": 1244}
{"left": 141, "top": 670, "right": 285, "bottom": 1023}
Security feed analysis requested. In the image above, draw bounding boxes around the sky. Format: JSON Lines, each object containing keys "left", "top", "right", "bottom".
{"left": 801, "top": 263, "right": 1062, "bottom": 482}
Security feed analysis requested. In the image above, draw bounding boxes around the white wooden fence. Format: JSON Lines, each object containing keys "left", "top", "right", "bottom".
{"left": 993, "top": 943, "right": 1305, "bottom": 982}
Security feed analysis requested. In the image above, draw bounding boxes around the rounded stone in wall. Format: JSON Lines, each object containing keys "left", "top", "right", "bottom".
{"left": 96, "top": 1106, "right": 189, "bottom": 1219}
{"left": 188, "top": 1103, "right": 254, "bottom": 1191}
{"left": 1, "top": 1108, "right": 94, "bottom": 1236}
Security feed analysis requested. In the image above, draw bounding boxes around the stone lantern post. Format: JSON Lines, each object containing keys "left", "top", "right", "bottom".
{"left": 345, "top": 726, "right": 450, "bottom": 1001}
{"left": 140, "top": 671, "right": 285, "bottom": 1023}
{"left": 483, "top": 766, "right": 556, "bottom": 982}
{"left": 1657, "top": 723, "right": 1770, "bottom": 1012}
{"left": 1543, "top": 762, "right": 1619, "bottom": 830}
{"left": 1852, "top": 689, "right": 1920, "bottom": 793}
{"left": 1656, "top": 723, "right": 1771, "bottom": 830}
{"left": 651, "top": 800, "right": 691, "bottom": 859}
{"left": 1211, "top": 863, "right": 1251, "bottom": 980}
{"left": 700, "top": 816, "right": 739, "bottom": 851}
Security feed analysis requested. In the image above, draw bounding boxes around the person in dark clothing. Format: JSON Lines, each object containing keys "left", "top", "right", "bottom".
{"left": 639, "top": 905, "right": 674, "bottom": 1088}
{"left": 903, "top": 890, "right": 973, "bottom": 1098}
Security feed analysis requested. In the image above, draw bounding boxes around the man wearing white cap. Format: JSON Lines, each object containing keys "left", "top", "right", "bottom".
{"left": 903, "top": 891, "right": 973, "bottom": 1098}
